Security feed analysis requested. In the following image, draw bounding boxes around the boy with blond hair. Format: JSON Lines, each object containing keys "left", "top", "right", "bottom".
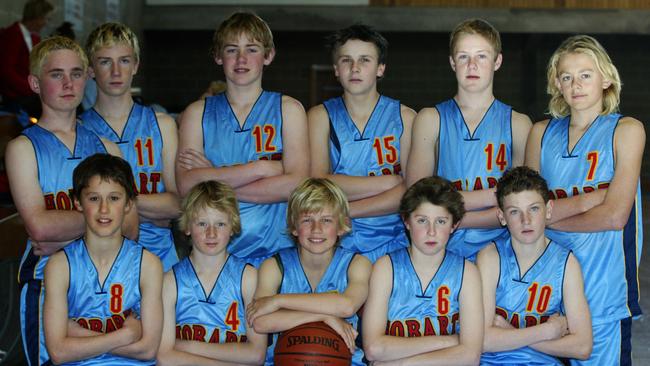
{"left": 5, "top": 36, "right": 136, "bottom": 365}
{"left": 176, "top": 11, "right": 309, "bottom": 266}
{"left": 406, "top": 19, "right": 532, "bottom": 260}
{"left": 81, "top": 22, "right": 180, "bottom": 271}
{"left": 526, "top": 34, "right": 644, "bottom": 365}
{"left": 248, "top": 178, "right": 371, "bottom": 365}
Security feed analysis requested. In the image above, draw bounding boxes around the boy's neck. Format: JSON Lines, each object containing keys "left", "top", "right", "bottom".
{"left": 84, "top": 232, "right": 124, "bottom": 260}
{"left": 37, "top": 107, "right": 78, "bottom": 132}
{"left": 225, "top": 84, "right": 264, "bottom": 106}
{"left": 94, "top": 92, "right": 135, "bottom": 120}
{"left": 511, "top": 236, "right": 550, "bottom": 269}
{"left": 454, "top": 88, "right": 495, "bottom": 110}
{"left": 189, "top": 249, "right": 228, "bottom": 271}
{"left": 342, "top": 90, "right": 380, "bottom": 111}
{"left": 568, "top": 107, "right": 602, "bottom": 128}
{"left": 298, "top": 246, "right": 334, "bottom": 270}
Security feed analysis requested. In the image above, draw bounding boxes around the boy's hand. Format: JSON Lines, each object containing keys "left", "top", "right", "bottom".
{"left": 177, "top": 148, "right": 213, "bottom": 170}
{"left": 122, "top": 313, "right": 143, "bottom": 343}
{"left": 492, "top": 314, "right": 514, "bottom": 329}
{"left": 252, "top": 159, "right": 284, "bottom": 178}
{"left": 31, "top": 239, "right": 68, "bottom": 256}
{"left": 323, "top": 316, "right": 357, "bottom": 353}
{"left": 246, "top": 296, "right": 279, "bottom": 326}
{"left": 543, "top": 313, "right": 568, "bottom": 340}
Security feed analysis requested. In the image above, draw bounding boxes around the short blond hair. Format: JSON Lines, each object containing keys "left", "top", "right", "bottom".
{"left": 179, "top": 181, "right": 241, "bottom": 237}
{"left": 30, "top": 36, "right": 88, "bottom": 77}
{"left": 287, "top": 178, "right": 351, "bottom": 240}
{"left": 212, "top": 12, "right": 274, "bottom": 58}
{"left": 449, "top": 18, "right": 501, "bottom": 58}
{"left": 86, "top": 22, "right": 140, "bottom": 63}
{"left": 546, "top": 35, "right": 621, "bottom": 118}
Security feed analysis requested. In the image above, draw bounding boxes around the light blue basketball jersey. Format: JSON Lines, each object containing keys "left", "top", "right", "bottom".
{"left": 172, "top": 256, "right": 249, "bottom": 344}
{"left": 19, "top": 123, "right": 107, "bottom": 284}
{"left": 202, "top": 92, "right": 292, "bottom": 260}
{"left": 480, "top": 237, "right": 569, "bottom": 365}
{"left": 436, "top": 98, "right": 513, "bottom": 258}
{"left": 386, "top": 248, "right": 463, "bottom": 338}
{"left": 80, "top": 104, "right": 178, "bottom": 271}
{"left": 264, "top": 247, "right": 364, "bottom": 365}
{"left": 540, "top": 114, "right": 642, "bottom": 324}
{"left": 62, "top": 238, "right": 153, "bottom": 365}
{"left": 323, "top": 96, "right": 408, "bottom": 259}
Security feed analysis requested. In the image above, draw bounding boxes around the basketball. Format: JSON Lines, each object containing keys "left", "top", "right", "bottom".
{"left": 274, "top": 321, "right": 352, "bottom": 366}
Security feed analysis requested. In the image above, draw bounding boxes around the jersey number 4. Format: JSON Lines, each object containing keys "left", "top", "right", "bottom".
{"left": 225, "top": 302, "right": 240, "bottom": 331}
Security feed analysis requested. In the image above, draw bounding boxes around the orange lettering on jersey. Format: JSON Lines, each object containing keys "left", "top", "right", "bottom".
{"left": 405, "top": 319, "right": 421, "bottom": 337}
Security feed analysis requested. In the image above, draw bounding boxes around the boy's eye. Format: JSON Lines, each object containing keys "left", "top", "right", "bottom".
{"left": 530, "top": 206, "right": 540, "bottom": 212}
{"left": 509, "top": 209, "right": 519, "bottom": 216}
{"left": 580, "top": 73, "right": 591, "bottom": 79}
{"left": 322, "top": 218, "right": 333, "bottom": 224}
{"left": 416, "top": 218, "right": 428, "bottom": 224}
{"left": 72, "top": 71, "right": 84, "bottom": 79}
{"left": 120, "top": 58, "right": 131, "bottom": 64}
{"left": 436, "top": 218, "right": 448, "bottom": 225}
{"left": 99, "top": 59, "right": 111, "bottom": 66}
{"left": 560, "top": 75, "right": 571, "bottom": 82}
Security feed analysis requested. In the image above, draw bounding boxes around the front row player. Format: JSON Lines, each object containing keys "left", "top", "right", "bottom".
{"left": 363, "top": 176, "right": 483, "bottom": 365}
{"left": 478, "top": 167, "right": 592, "bottom": 365}
{"left": 157, "top": 181, "right": 267, "bottom": 365}
{"left": 43, "top": 154, "right": 162, "bottom": 365}
{"left": 247, "top": 178, "right": 371, "bottom": 366}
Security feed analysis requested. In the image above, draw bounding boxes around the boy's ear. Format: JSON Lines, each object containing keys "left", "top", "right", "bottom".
{"left": 545, "top": 200, "right": 553, "bottom": 220}
{"left": 337, "top": 217, "right": 352, "bottom": 236}
{"left": 124, "top": 197, "right": 135, "bottom": 214}
{"left": 263, "top": 47, "right": 276, "bottom": 65}
{"left": 88, "top": 66, "right": 95, "bottom": 79}
{"left": 602, "top": 78, "right": 612, "bottom": 90}
{"left": 214, "top": 54, "right": 223, "bottom": 65}
{"left": 28, "top": 75, "right": 40, "bottom": 94}
{"left": 377, "top": 63, "right": 386, "bottom": 78}
{"left": 496, "top": 208, "right": 507, "bottom": 227}
{"left": 449, "top": 55, "right": 456, "bottom": 72}
{"left": 451, "top": 221, "right": 461, "bottom": 233}
{"left": 494, "top": 53, "right": 503, "bottom": 71}
{"left": 74, "top": 198, "right": 83, "bottom": 212}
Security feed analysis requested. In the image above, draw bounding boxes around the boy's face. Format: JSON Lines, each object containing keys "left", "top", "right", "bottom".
{"left": 555, "top": 52, "right": 610, "bottom": 114}
{"left": 334, "top": 39, "right": 385, "bottom": 96}
{"left": 187, "top": 206, "right": 232, "bottom": 257}
{"left": 449, "top": 34, "right": 502, "bottom": 93}
{"left": 74, "top": 175, "right": 132, "bottom": 239}
{"left": 497, "top": 190, "right": 552, "bottom": 246}
{"left": 405, "top": 202, "right": 456, "bottom": 257}
{"left": 292, "top": 206, "right": 345, "bottom": 256}
{"left": 215, "top": 33, "right": 274, "bottom": 88}
{"left": 28, "top": 49, "right": 86, "bottom": 113}
{"left": 90, "top": 42, "right": 139, "bottom": 97}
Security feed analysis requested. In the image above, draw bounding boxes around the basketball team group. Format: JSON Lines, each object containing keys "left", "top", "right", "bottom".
{"left": 5, "top": 7, "right": 644, "bottom": 366}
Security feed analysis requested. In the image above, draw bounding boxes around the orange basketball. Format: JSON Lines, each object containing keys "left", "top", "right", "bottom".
{"left": 274, "top": 321, "right": 352, "bottom": 366}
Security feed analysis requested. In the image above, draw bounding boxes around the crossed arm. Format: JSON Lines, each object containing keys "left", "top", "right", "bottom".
{"left": 6, "top": 136, "right": 138, "bottom": 255}
{"left": 525, "top": 117, "right": 645, "bottom": 231}
{"left": 308, "top": 104, "right": 415, "bottom": 218}
{"left": 477, "top": 244, "right": 592, "bottom": 359}
{"left": 157, "top": 266, "right": 267, "bottom": 366}
{"left": 176, "top": 96, "right": 309, "bottom": 202}
{"left": 44, "top": 250, "right": 162, "bottom": 364}
{"left": 363, "top": 256, "right": 483, "bottom": 365}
